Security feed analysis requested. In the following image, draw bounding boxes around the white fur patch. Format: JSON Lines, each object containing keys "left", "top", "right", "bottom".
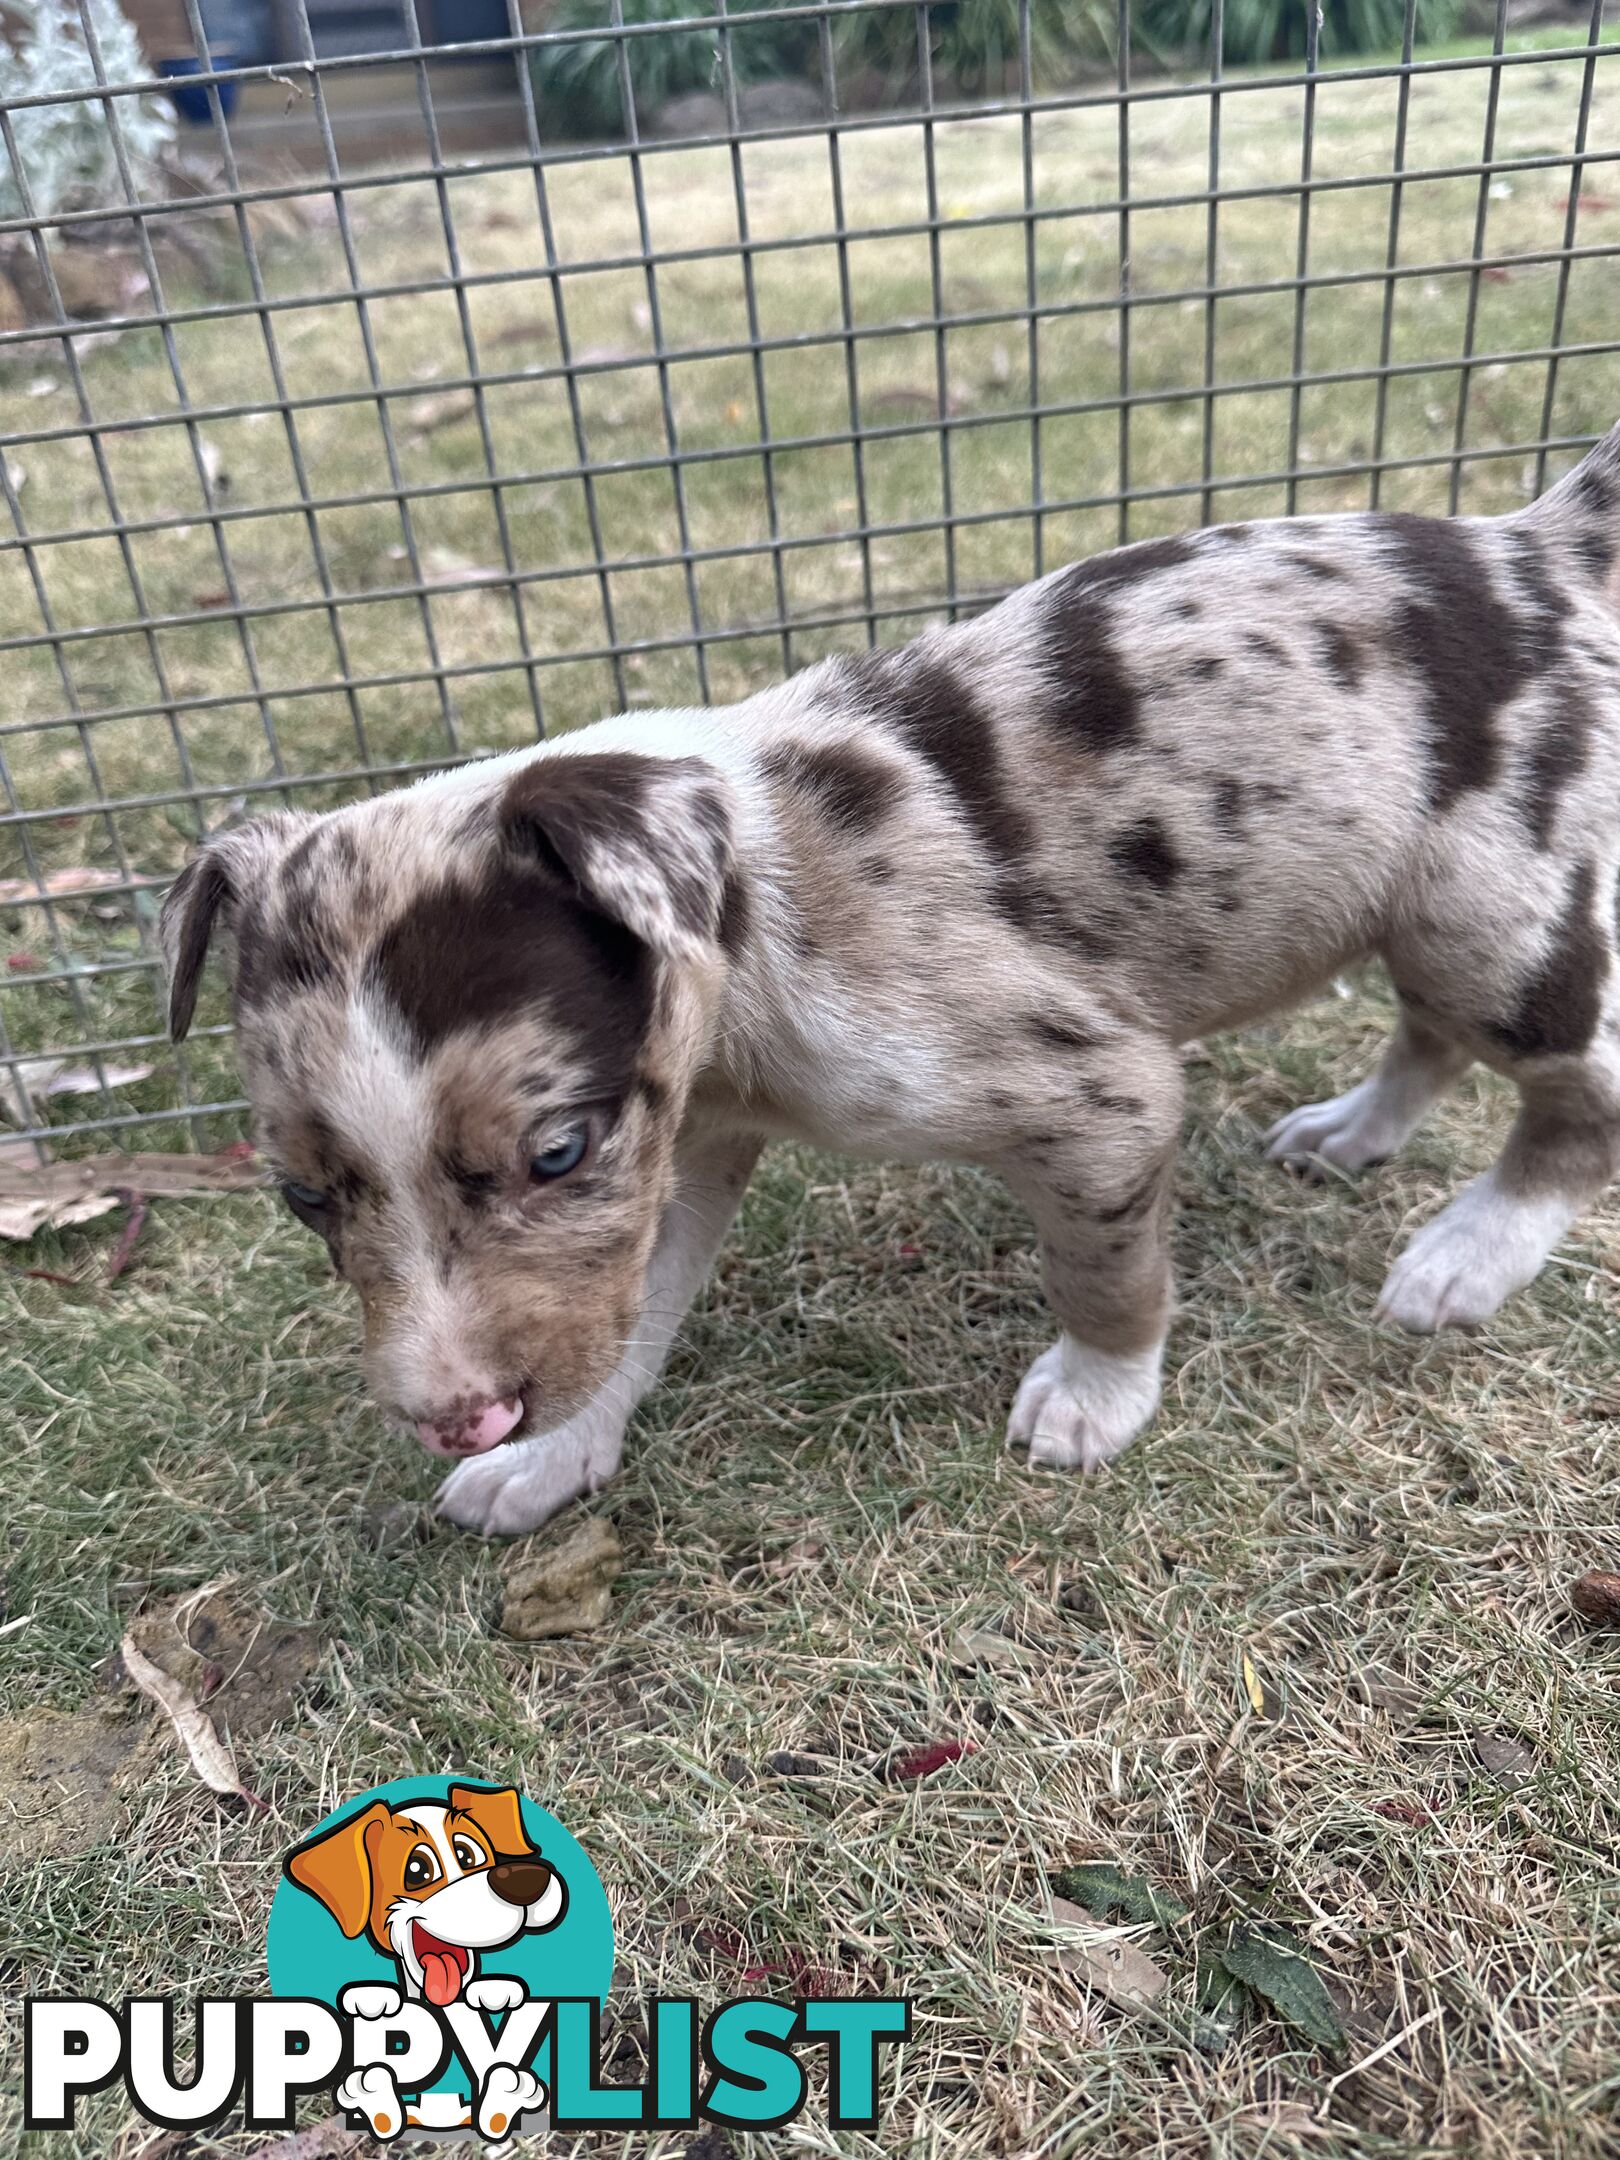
{"left": 1376, "top": 1170, "right": 1577, "bottom": 1330}
{"left": 1005, "top": 1333, "right": 1164, "bottom": 1471}
{"left": 1267, "top": 1077, "right": 1419, "bottom": 1173}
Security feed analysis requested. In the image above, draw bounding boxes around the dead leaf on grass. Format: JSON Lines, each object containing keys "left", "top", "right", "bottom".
{"left": 123, "top": 1588, "right": 321, "bottom": 1744}
{"left": 1, "top": 1058, "right": 154, "bottom": 1124}
{"left": 950, "top": 1625, "right": 1033, "bottom": 1670}
{"left": 1571, "top": 1569, "right": 1620, "bottom": 1625}
{"left": 1049, "top": 1894, "right": 1169, "bottom": 2009}
{"left": 877, "top": 1737, "right": 975, "bottom": 1782}
{"left": 490, "top": 315, "right": 554, "bottom": 347}
{"left": 120, "top": 1631, "right": 261, "bottom": 1806}
{"left": 0, "top": 865, "right": 165, "bottom": 905}
{"left": 0, "top": 1144, "right": 264, "bottom": 1240}
{"left": 406, "top": 387, "right": 476, "bottom": 435}
{"left": 1472, "top": 1731, "right": 1535, "bottom": 1787}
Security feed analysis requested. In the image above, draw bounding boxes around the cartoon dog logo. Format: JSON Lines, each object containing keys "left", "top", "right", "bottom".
{"left": 284, "top": 1781, "right": 567, "bottom": 2139}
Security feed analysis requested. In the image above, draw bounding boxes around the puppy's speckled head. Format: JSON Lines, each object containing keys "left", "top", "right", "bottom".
{"left": 161, "top": 749, "right": 734, "bottom": 1454}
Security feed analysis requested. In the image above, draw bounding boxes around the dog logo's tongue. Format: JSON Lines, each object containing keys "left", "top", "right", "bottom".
{"left": 414, "top": 1926, "right": 468, "bottom": 2007}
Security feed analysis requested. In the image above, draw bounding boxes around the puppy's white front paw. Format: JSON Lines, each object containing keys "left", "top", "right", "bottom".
{"left": 1006, "top": 1335, "right": 1162, "bottom": 1472}
{"left": 339, "top": 1982, "right": 402, "bottom": 2021}
{"left": 1265, "top": 1081, "right": 1397, "bottom": 1174}
{"left": 338, "top": 2064, "right": 404, "bottom": 2140}
{"left": 478, "top": 2063, "right": 546, "bottom": 2139}
{"left": 464, "top": 1974, "right": 527, "bottom": 2014}
{"left": 436, "top": 1429, "right": 600, "bottom": 1537}
{"left": 1376, "top": 1177, "right": 1570, "bottom": 1332}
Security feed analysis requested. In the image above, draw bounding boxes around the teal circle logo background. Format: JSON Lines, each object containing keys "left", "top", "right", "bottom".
{"left": 266, "top": 1776, "right": 613, "bottom": 2097}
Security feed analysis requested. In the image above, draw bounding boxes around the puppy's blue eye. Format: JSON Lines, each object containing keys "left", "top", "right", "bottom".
{"left": 530, "top": 1126, "right": 588, "bottom": 1182}
{"left": 283, "top": 1181, "right": 327, "bottom": 1212}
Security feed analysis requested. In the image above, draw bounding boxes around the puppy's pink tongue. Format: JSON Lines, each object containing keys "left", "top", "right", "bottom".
{"left": 416, "top": 1396, "right": 523, "bottom": 1457}
{"left": 422, "top": 1950, "right": 463, "bottom": 2007}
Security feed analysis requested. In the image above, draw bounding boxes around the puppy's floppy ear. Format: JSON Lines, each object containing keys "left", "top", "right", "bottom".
{"left": 283, "top": 1799, "right": 391, "bottom": 1939}
{"left": 448, "top": 1782, "right": 535, "bottom": 1861}
{"left": 499, "top": 751, "right": 733, "bottom": 965}
{"left": 160, "top": 849, "right": 232, "bottom": 1043}
{"left": 159, "top": 817, "right": 302, "bottom": 1041}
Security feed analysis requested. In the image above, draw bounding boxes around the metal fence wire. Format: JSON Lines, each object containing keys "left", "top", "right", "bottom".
{"left": 0, "top": 0, "right": 1617, "bottom": 1161}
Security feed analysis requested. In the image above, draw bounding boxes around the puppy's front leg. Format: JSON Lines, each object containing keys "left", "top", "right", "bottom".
{"left": 437, "top": 1130, "right": 761, "bottom": 1536}
{"left": 999, "top": 1042, "right": 1183, "bottom": 1473}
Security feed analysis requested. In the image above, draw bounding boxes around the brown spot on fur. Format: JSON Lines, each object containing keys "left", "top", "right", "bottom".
{"left": 440, "top": 1152, "right": 500, "bottom": 1206}
{"left": 762, "top": 742, "right": 904, "bottom": 837}
{"left": 368, "top": 869, "right": 652, "bottom": 1085}
{"left": 1211, "top": 776, "right": 1246, "bottom": 836}
{"left": 1315, "top": 621, "right": 1364, "bottom": 690}
{"left": 718, "top": 871, "right": 752, "bottom": 958}
{"left": 501, "top": 752, "right": 731, "bottom": 949}
{"left": 1108, "top": 816, "right": 1181, "bottom": 891}
{"left": 1380, "top": 514, "right": 1539, "bottom": 809}
{"left": 1094, "top": 1160, "right": 1167, "bottom": 1224}
{"left": 1065, "top": 533, "right": 1198, "bottom": 594}
{"left": 1489, "top": 860, "right": 1606, "bottom": 1058}
{"left": 1042, "top": 580, "right": 1142, "bottom": 754}
{"left": 1031, "top": 1014, "right": 1100, "bottom": 1053}
{"left": 842, "top": 648, "right": 1050, "bottom": 931}
{"left": 235, "top": 898, "right": 341, "bottom": 1008}
{"left": 1522, "top": 677, "right": 1595, "bottom": 850}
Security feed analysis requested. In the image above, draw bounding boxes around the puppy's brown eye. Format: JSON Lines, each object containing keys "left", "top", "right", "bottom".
{"left": 403, "top": 1845, "right": 438, "bottom": 1889}
{"left": 530, "top": 1125, "right": 588, "bottom": 1182}
{"left": 452, "top": 1836, "right": 484, "bottom": 1871}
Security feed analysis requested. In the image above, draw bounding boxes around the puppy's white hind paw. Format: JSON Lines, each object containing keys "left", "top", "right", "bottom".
{"left": 1376, "top": 1175, "right": 1571, "bottom": 1332}
{"left": 1265, "top": 1081, "right": 1400, "bottom": 1174}
{"left": 478, "top": 2064, "right": 546, "bottom": 2139}
{"left": 1006, "top": 1336, "right": 1162, "bottom": 1472}
{"left": 338, "top": 2065, "right": 404, "bottom": 2140}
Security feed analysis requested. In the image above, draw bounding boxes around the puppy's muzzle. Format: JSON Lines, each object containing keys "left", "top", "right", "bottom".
{"left": 415, "top": 1395, "right": 524, "bottom": 1458}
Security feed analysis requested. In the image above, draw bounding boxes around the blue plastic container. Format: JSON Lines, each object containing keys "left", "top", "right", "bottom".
{"left": 156, "top": 53, "right": 241, "bottom": 125}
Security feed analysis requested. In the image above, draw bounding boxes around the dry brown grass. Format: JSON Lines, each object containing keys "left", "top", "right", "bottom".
{"left": 4, "top": 29, "right": 1620, "bottom": 2160}
{"left": 3, "top": 984, "right": 1620, "bottom": 2157}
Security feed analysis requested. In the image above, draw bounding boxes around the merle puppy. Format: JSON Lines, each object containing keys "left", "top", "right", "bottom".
{"left": 163, "top": 425, "right": 1620, "bottom": 1534}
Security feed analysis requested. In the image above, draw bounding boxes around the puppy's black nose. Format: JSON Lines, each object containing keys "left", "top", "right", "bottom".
{"left": 488, "top": 1858, "right": 552, "bottom": 1907}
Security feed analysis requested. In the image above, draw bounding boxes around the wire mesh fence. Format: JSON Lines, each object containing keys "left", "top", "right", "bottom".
{"left": 0, "top": 0, "right": 1617, "bottom": 1163}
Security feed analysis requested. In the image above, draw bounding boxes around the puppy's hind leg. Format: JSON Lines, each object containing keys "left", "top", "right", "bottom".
{"left": 1378, "top": 867, "right": 1620, "bottom": 1331}
{"left": 999, "top": 1039, "right": 1183, "bottom": 1473}
{"left": 1266, "top": 1004, "right": 1471, "bottom": 1174}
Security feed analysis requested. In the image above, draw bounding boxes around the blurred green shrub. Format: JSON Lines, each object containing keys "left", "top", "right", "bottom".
{"left": 532, "top": 0, "right": 818, "bottom": 136}
{"left": 1135, "top": 0, "right": 1462, "bottom": 64}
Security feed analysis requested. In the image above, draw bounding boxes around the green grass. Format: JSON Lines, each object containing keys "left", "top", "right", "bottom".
{"left": 3, "top": 35, "right": 1620, "bottom": 2159}
{"left": 3, "top": 26, "right": 1620, "bottom": 1144}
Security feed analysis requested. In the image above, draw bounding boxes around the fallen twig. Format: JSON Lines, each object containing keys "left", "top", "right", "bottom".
{"left": 0, "top": 1146, "right": 264, "bottom": 1240}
